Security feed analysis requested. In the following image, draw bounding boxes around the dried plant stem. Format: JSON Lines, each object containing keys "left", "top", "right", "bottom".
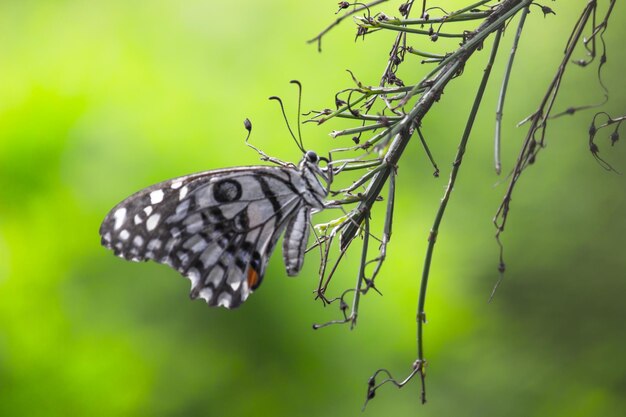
{"left": 418, "top": 27, "right": 502, "bottom": 377}
{"left": 341, "top": 0, "right": 532, "bottom": 248}
{"left": 307, "top": 0, "right": 389, "bottom": 52}
{"left": 494, "top": 6, "right": 529, "bottom": 174}
{"left": 493, "top": 0, "right": 616, "bottom": 272}
{"left": 325, "top": 0, "right": 532, "bottom": 404}
{"left": 305, "top": 0, "right": 621, "bottom": 407}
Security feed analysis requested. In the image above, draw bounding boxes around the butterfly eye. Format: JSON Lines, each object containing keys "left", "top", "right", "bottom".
{"left": 305, "top": 150, "right": 318, "bottom": 163}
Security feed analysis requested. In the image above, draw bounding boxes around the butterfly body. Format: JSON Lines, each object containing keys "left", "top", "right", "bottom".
{"left": 100, "top": 152, "right": 328, "bottom": 309}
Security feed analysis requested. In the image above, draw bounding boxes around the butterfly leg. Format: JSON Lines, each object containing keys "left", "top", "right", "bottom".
{"left": 245, "top": 141, "right": 296, "bottom": 169}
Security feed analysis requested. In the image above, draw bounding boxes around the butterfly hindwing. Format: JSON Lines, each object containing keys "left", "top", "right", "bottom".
{"left": 100, "top": 166, "right": 307, "bottom": 308}
{"left": 282, "top": 206, "right": 311, "bottom": 276}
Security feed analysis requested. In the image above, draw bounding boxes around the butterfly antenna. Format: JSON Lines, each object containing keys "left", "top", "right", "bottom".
{"left": 269, "top": 94, "right": 305, "bottom": 154}
{"left": 290, "top": 80, "right": 305, "bottom": 152}
{"left": 243, "top": 118, "right": 252, "bottom": 142}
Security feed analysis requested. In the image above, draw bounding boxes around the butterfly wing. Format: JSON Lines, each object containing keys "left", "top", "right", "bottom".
{"left": 99, "top": 166, "right": 305, "bottom": 308}
{"left": 282, "top": 206, "right": 312, "bottom": 276}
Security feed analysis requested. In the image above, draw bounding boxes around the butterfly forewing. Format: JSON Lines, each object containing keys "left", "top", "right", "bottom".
{"left": 100, "top": 164, "right": 324, "bottom": 308}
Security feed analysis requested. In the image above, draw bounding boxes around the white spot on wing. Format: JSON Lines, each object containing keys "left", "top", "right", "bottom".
{"left": 113, "top": 208, "right": 127, "bottom": 230}
{"left": 146, "top": 213, "right": 161, "bottom": 231}
{"left": 134, "top": 214, "right": 143, "bottom": 225}
{"left": 103, "top": 232, "right": 112, "bottom": 242}
{"left": 179, "top": 186, "right": 188, "bottom": 200}
{"left": 230, "top": 280, "right": 241, "bottom": 291}
{"left": 171, "top": 181, "right": 182, "bottom": 189}
{"left": 120, "top": 229, "right": 130, "bottom": 240}
{"left": 133, "top": 235, "right": 144, "bottom": 247}
{"left": 217, "top": 292, "right": 232, "bottom": 308}
{"left": 150, "top": 189, "right": 164, "bottom": 204}
{"left": 143, "top": 206, "right": 153, "bottom": 216}
{"left": 186, "top": 268, "right": 201, "bottom": 287}
{"left": 199, "top": 287, "right": 213, "bottom": 303}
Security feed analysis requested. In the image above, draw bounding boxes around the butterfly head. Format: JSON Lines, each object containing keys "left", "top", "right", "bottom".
{"left": 300, "top": 150, "right": 331, "bottom": 192}
{"left": 304, "top": 150, "right": 319, "bottom": 164}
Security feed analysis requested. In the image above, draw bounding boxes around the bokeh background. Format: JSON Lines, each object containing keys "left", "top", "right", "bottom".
{"left": 1, "top": 1, "right": 625, "bottom": 416}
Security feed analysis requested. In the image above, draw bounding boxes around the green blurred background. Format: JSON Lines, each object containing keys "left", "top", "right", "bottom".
{"left": 1, "top": 1, "right": 625, "bottom": 416}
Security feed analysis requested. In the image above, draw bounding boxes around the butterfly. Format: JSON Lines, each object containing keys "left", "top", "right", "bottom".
{"left": 99, "top": 145, "right": 329, "bottom": 309}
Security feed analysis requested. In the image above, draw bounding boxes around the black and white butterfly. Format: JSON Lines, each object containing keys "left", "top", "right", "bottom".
{"left": 99, "top": 148, "right": 329, "bottom": 309}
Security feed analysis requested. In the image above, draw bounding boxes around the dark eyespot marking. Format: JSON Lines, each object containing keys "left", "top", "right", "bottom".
{"left": 213, "top": 179, "right": 242, "bottom": 203}
{"left": 305, "top": 150, "right": 318, "bottom": 163}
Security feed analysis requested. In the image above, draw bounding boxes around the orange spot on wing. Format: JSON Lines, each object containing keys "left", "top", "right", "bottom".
{"left": 247, "top": 266, "right": 259, "bottom": 289}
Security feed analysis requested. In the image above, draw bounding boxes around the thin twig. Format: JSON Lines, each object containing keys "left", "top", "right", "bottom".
{"left": 493, "top": 1, "right": 615, "bottom": 282}
{"left": 494, "top": 6, "right": 529, "bottom": 175}
{"left": 417, "top": 26, "right": 502, "bottom": 400}
{"left": 307, "top": 0, "right": 389, "bottom": 52}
